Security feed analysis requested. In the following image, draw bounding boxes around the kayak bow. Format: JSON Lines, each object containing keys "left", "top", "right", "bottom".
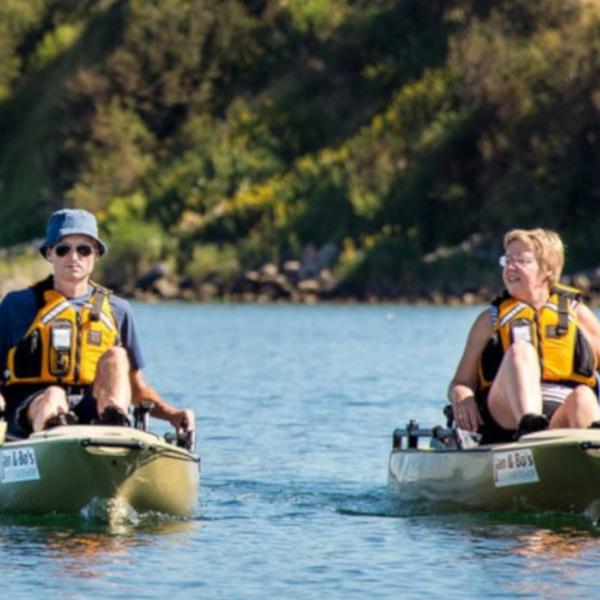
{"left": 0, "top": 425, "right": 200, "bottom": 517}
{"left": 388, "top": 421, "right": 600, "bottom": 515}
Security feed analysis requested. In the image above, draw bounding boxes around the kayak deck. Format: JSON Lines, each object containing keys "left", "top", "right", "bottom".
{"left": 0, "top": 425, "right": 200, "bottom": 517}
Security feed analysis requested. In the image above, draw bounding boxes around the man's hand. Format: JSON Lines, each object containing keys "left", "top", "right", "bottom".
{"left": 168, "top": 408, "right": 195, "bottom": 433}
{"left": 130, "top": 370, "right": 195, "bottom": 434}
{"left": 0, "top": 391, "right": 5, "bottom": 414}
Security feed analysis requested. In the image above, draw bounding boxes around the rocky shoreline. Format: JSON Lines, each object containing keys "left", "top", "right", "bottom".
{"left": 3, "top": 269, "right": 600, "bottom": 305}
{"left": 129, "top": 262, "right": 600, "bottom": 307}
{"left": 3, "top": 240, "right": 600, "bottom": 305}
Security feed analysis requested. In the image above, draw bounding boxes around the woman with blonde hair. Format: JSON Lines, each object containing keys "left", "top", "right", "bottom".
{"left": 448, "top": 228, "right": 600, "bottom": 443}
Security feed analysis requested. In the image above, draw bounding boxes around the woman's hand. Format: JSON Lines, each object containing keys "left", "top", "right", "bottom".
{"left": 452, "top": 392, "right": 483, "bottom": 432}
{"left": 448, "top": 309, "right": 492, "bottom": 432}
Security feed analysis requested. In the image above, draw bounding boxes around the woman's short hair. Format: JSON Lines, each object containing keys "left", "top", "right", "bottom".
{"left": 503, "top": 228, "right": 564, "bottom": 287}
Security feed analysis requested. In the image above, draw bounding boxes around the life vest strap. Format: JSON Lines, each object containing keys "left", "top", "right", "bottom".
{"left": 555, "top": 291, "right": 570, "bottom": 336}
{"left": 88, "top": 282, "right": 113, "bottom": 322}
{"left": 90, "top": 289, "right": 106, "bottom": 321}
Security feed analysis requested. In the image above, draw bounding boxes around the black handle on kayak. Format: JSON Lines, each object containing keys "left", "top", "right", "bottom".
{"left": 164, "top": 430, "right": 195, "bottom": 451}
{"left": 392, "top": 419, "right": 482, "bottom": 450}
{"left": 133, "top": 400, "right": 155, "bottom": 431}
{"left": 392, "top": 423, "right": 457, "bottom": 449}
{"left": 81, "top": 438, "right": 146, "bottom": 450}
{"left": 580, "top": 442, "right": 600, "bottom": 450}
{"left": 444, "top": 404, "right": 454, "bottom": 427}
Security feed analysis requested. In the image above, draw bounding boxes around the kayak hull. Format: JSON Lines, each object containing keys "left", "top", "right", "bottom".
{"left": 388, "top": 428, "right": 600, "bottom": 514}
{"left": 0, "top": 425, "right": 200, "bottom": 517}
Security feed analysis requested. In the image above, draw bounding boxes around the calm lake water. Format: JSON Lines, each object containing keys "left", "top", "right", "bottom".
{"left": 2, "top": 303, "right": 600, "bottom": 599}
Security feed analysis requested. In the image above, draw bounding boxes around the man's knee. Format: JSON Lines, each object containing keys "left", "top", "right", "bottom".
{"left": 95, "top": 347, "right": 130, "bottom": 381}
{"left": 99, "top": 346, "right": 130, "bottom": 368}
{"left": 27, "top": 386, "right": 68, "bottom": 424}
{"left": 33, "top": 386, "right": 67, "bottom": 409}
{"left": 93, "top": 347, "right": 131, "bottom": 406}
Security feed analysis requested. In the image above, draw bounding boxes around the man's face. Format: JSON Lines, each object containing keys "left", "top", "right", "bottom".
{"left": 46, "top": 234, "right": 98, "bottom": 284}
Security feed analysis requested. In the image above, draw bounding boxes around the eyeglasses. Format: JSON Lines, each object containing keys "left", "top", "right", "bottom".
{"left": 54, "top": 244, "right": 95, "bottom": 258}
{"left": 499, "top": 255, "right": 536, "bottom": 268}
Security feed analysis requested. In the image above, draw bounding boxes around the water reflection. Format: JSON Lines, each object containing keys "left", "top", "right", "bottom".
{"left": 424, "top": 514, "right": 600, "bottom": 597}
{"left": 0, "top": 515, "right": 199, "bottom": 580}
{"left": 513, "top": 528, "right": 599, "bottom": 559}
{"left": 504, "top": 528, "right": 600, "bottom": 597}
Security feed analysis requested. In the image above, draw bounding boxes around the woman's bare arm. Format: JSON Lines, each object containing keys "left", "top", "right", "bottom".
{"left": 447, "top": 309, "right": 493, "bottom": 430}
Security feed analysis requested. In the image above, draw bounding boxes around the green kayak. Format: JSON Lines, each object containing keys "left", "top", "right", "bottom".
{"left": 388, "top": 422, "right": 600, "bottom": 516}
{"left": 0, "top": 424, "right": 200, "bottom": 517}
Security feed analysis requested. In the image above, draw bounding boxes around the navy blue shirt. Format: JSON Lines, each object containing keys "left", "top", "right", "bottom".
{"left": 0, "top": 284, "right": 145, "bottom": 379}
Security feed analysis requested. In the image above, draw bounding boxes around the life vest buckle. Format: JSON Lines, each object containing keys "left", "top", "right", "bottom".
{"left": 546, "top": 324, "right": 568, "bottom": 338}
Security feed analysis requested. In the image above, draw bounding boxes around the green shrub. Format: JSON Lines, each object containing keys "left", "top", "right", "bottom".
{"left": 96, "top": 195, "right": 174, "bottom": 290}
{"left": 184, "top": 243, "right": 240, "bottom": 288}
{"left": 0, "top": 244, "right": 51, "bottom": 288}
{"left": 30, "top": 22, "right": 83, "bottom": 70}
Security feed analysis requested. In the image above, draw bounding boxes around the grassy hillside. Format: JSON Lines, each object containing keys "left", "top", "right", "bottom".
{"left": 2, "top": 0, "right": 600, "bottom": 298}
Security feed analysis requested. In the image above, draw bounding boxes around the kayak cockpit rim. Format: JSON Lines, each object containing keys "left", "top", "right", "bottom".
{"left": 392, "top": 419, "right": 484, "bottom": 452}
{"left": 0, "top": 399, "right": 195, "bottom": 454}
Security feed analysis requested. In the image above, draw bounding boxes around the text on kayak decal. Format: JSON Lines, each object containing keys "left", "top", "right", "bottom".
{"left": 493, "top": 449, "right": 539, "bottom": 488}
{"left": 0, "top": 447, "right": 40, "bottom": 483}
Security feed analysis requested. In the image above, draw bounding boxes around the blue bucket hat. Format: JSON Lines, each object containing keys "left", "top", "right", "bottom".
{"left": 40, "top": 209, "right": 107, "bottom": 257}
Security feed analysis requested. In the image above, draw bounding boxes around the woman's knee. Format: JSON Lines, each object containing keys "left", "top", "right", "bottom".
{"left": 506, "top": 340, "right": 538, "bottom": 365}
{"left": 565, "top": 385, "right": 598, "bottom": 411}
{"left": 558, "top": 385, "right": 600, "bottom": 427}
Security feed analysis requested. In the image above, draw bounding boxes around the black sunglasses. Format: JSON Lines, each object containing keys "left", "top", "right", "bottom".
{"left": 54, "top": 243, "right": 95, "bottom": 258}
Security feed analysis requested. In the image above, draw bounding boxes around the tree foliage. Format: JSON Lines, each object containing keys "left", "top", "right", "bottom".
{"left": 1, "top": 0, "right": 600, "bottom": 294}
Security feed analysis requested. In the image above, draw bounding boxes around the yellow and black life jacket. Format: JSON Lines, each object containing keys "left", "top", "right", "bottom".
{"left": 478, "top": 284, "right": 597, "bottom": 391}
{"left": 5, "top": 276, "right": 118, "bottom": 386}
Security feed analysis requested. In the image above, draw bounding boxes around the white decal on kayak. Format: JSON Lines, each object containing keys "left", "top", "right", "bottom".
{"left": 0, "top": 447, "right": 40, "bottom": 483}
{"left": 493, "top": 449, "right": 539, "bottom": 487}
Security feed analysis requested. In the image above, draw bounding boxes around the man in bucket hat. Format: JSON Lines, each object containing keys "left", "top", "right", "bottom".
{"left": 0, "top": 208, "right": 194, "bottom": 438}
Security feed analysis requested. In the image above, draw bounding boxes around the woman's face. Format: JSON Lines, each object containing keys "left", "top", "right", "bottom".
{"left": 501, "top": 240, "right": 551, "bottom": 300}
